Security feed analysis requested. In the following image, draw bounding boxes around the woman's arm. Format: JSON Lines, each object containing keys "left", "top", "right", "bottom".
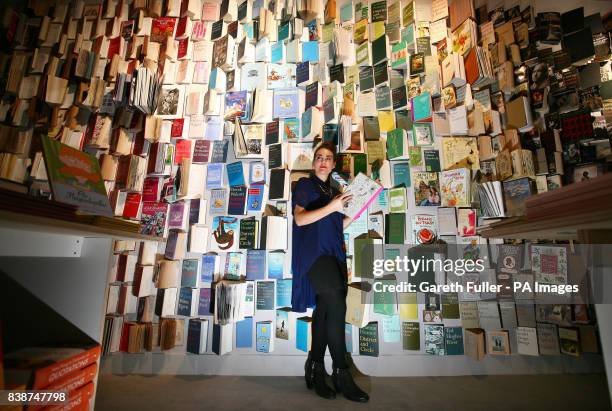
{"left": 343, "top": 216, "right": 353, "bottom": 230}
{"left": 294, "top": 192, "right": 353, "bottom": 226}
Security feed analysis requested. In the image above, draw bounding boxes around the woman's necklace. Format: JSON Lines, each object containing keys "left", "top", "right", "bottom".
{"left": 313, "top": 176, "right": 332, "bottom": 197}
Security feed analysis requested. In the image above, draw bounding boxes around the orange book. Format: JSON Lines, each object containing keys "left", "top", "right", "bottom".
{"left": 29, "top": 364, "right": 98, "bottom": 411}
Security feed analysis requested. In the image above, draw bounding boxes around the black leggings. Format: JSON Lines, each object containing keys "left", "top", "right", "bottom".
{"left": 307, "top": 255, "right": 348, "bottom": 369}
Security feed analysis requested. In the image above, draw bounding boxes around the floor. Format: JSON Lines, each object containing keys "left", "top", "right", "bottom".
{"left": 96, "top": 373, "right": 612, "bottom": 410}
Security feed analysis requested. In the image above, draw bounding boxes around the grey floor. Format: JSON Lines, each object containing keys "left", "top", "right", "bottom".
{"left": 96, "top": 373, "right": 612, "bottom": 410}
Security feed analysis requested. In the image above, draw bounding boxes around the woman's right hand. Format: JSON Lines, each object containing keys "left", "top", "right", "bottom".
{"left": 329, "top": 192, "right": 353, "bottom": 213}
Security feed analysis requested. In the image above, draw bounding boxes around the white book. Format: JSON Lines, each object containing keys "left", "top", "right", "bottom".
{"left": 357, "top": 92, "right": 377, "bottom": 117}
{"left": 255, "top": 37, "right": 271, "bottom": 62}
{"left": 250, "top": 88, "right": 274, "bottom": 123}
{"left": 448, "top": 105, "right": 468, "bottom": 135}
{"left": 286, "top": 39, "right": 301, "bottom": 63}
{"left": 162, "top": 288, "right": 179, "bottom": 317}
{"left": 516, "top": 326, "right": 539, "bottom": 356}
{"left": 240, "top": 62, "right": 267, "bottom": 91}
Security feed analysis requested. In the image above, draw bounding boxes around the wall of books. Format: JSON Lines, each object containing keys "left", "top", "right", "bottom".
{"left": 0, "top": 0, "right": 610, "bottom": 370}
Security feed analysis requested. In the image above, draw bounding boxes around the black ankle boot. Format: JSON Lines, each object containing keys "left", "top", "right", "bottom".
{"left": 312, "top": 362, "right": 336, "bottom": 399}
{"left": 304, "top": 351, "right": 314, "bottom": 389}
{"left": 332, "top": 367, "right": 369, "bottom": 403}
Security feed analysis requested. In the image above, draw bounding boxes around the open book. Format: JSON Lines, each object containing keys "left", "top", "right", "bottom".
{"left": 341, "top": 172, "right": 383, "bottom": 220}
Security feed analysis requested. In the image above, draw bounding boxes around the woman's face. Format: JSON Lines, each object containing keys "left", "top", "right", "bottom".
{"left": 313, "top": 148, "right": 335, "bottom": 177}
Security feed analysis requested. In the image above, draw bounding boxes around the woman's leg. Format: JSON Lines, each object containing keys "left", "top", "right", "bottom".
{"left": 318, "top": 289, "right": 348, "bottom": 369}
{"left": 310, "top": 294, "right": 327, "bottom": 363}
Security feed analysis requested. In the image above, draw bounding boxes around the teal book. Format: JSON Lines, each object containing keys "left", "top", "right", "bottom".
{"left": 373, "top": 278, "right": 396, "bottom": 316}
{"left": 256, "top": 320, "right": 273, "bottom": 352}
{"left": 393, "top": 162, "right": 410, "bottom": 188}
{"left": 267, "top": 251, "right": 285, "bottom": 279}
{"left": 382, "top": 314, "right": 401, "bottom": 343}
{"left": 340, "top": 2, "right": 352, "bottom": 21}
{"left": 424, "top": 149, "right": 441, "bottom": 172}
{"left": 296, "top": 317, "right": 312, "bottom": 352}
{"left": 271, "top": 41, "right": 284, "bottom": 63}
{"left": 444, "top": 326, "right": 464, "bottom": 355}
{"left": 301, "top": 108, "right": 312, "bottom": 139}
{"left": 236, "top": 317, "right": 253, "bottom": 348}
{"left": 345, "top": 323, "right": 353, "bottom": 353}
{"left": 283, "top": 117, "right": 300, "bottom": 142}
{"left": 411, "top": 92, "right": 432, "bottom": 122}
{"left": 278, "top": 22, "right": 290, "bottom": 42}
{"left": 302, "top": 41, "right": 319, "bottom": 62}
{"left": 276, "top": 278, "right": 292, "bottom": 307}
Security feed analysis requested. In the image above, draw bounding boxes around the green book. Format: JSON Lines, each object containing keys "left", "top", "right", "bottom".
{"left": 373, "top": 278, "right": 396, "bottom": 316}
{"left": 402, "top": 322, "right": 420, "bottom": 350}
{"left": 388, "top": 186, "right": 407, "bottom": 213}
{"left": 386, "top": 128, "right": 404, "bottom": 159}
{"left": 371, "top": 35, "right": 387, "bottom": 66}
{"left": 444, "top": 326, "right": 465, "bottom": 355}
{"left": 441, "top": 293, "right": 460, "bottom": 319}
{"left": 359, "top": 322, "right": 379, "bottom": 357}
{"left": 385, "top": 213, "right": 405, "bottom": 244}
{"left": 408, "top": 146, "right": 422, "bottom": 167}
{"left": 352, "top": 153, "right": 368, "bottom": 176}
{"left": 423, "top": 149, "right": 441, "bottom": 172}
{"left": 353, "top": 238, "right": 379, "bottom": 279}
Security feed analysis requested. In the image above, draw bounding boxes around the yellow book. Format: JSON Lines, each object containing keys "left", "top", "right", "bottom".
{"left": 378, "top": 110, "right": 396, "bottom": 132}
{"left": 399, "top": 292, "right": 418, "bottom": 320}
{"left": 370, "top": 21, "right": 385, "bottom": 40}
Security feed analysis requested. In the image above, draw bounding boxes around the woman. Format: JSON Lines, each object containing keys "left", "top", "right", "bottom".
{"left": 291, "top": 141, "right": 369, "bottom": 403}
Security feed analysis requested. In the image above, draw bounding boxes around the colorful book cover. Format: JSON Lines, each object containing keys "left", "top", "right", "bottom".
{"left": 246, "top": 249, "right": 266, "bottom": 280}
{"left": 140, "top": 202, "right": 168, "bottom": 237}
{"left": 302, "top": 41, "right": 319, "bottom": 62}
{"left": 275, "top": 309, "right": 289, "bottom": 340}
{"left": 267, "top": 64, "right": 296, "bottom": 89}
{"left": 411, "top": 92, "right": 432, "bottom": 122}
{"left": 358, "top": 322, "right": 379, "bottom": 357}
{"left": 256, "top": 321, "right": 273, "bottom": 352}
{"left": 440, "top": 169, "right": 470, "bottom": 207}
{"left": 412, "top": 122, "right": 434, "bottom": 146}
{"left": 210, "top": 216, "right": 239, "bottom": 251}
{"left": 226, "top": 161, "right": 245, "bottom": 186}
{"left": 411, "top": 214, "right": 438, "bottom": 244}
{"left": 40, "top": 136, "right": 112, "bottom": 216}
{"left": 200, "top": 255, "right": 217, "bottom": 283}
{"left": 411, "top": 171, "right": 440, "bottom": 206}
{"left": 246, "top": 183, "right": 265, "bottom": 212}
{"left": 227, "top": 185, "right": 247, "bottom": 215}
{"left": 273, "top": 88, "right": 300, "bottom": 118}
{"left": 283, "top": 117, "right": 300, "bottom": 142}
{"left": 224, "top": 91, "right": 249, "bottom": 120}
{"left": 223, "top": 252, "right": 243, "bottom": 280}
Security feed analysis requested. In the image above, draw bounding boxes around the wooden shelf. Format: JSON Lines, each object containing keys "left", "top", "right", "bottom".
{"left": 0, "top": 209, "right": 164, "bottom": 242}
{"left": 478, "top": 174, "right": 612, "bottom": 240}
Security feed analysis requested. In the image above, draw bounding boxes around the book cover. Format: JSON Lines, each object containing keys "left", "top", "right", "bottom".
{"left": 268, "top": 251, "right": 285, "bottom": 279}
{"left": 210, "top": 216, "right": 239, "bottom": 251}
{"left": 256, "top": 281, "right": 275, "bottom": 310}
{"left": 227, "top": 185, "right": 247, "bottom": 215}
{"left": 411, "top": 214, "right": 438, "bottom": 244}
{"left": 440, "top": 169, "right": 470, "bottom": 207}
{"left": 256, "top": 321, "right": 273, "bottom": 352}
{"left": 273, "top": 88, "right": 300, "bottom": 118}
{"left": 412, "top": 171, "right": 440, "bottom": 206}
{"left": 275, "top": 309, "right": 289, "bottom": 340}
{"left": 445, "top": 326, "right": 464, "bottom": 355}
{"left": 424, "top": 324, "right": 445, "bottom": 355}
{"left": 358, "top": 322, "right": 379, "bottom": 357}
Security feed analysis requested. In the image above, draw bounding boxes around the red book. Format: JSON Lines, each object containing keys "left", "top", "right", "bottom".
{"left": 174, "top": 139, "right": 192, "bottom": 164}
{"left": 142, "top": 177, "right": 162, "bottom": 202}
{"left": 177, "top": 38, "right": 190, "bottom": 59}
{"left": 44, "top": 382, "right": 95, "bottom": 411}
{"left": 151, "top": 17, "right": 177, "bottom": 43}
{"left": 107, "top": 36, "right": 121, "bottom": 59}
{"left": 192, "top": 140, "right": 211, "bottom": 163}
{"left": 171, "top": 118, "right": 185, "bottom": 137}
{"left": 122, "top": 192, "right": 142, "bottom": 220}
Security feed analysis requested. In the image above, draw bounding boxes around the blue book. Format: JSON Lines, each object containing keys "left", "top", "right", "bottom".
{"left": 273, "top": 88, "right": 300, "bottom": 118}
{"left": 209, "top": 68, "right": 218, "bottom": 89}
{"left": 302, "top": 41, "right": 319, "bottom": 62}
{"left": 393, "top": 162, "right": 411, "bottom": 188}
{"left": 198, "top": 287, "right": 211, "bottom": 315}
{"left": 246, "top": 249, "right": 266, "bottom": 280}
{"left": 226, "top": 161, "right": 245, "bottom": 186}
{"left": 256, "top": 280, "right": 275, "bottom": 310}
{"left": 275, "top": 309, "right": 290, "bottom": 340}
{"left": 411, "top": 92, "right": 432, "bottom": 122}
{"left": 205, "top": 118, "right": 224, "bottom": 141}
{"left": 209, "top": 138, "right": 228, "bottom": 161}
{"left": 276, "top": 279, "right": 292, "bottom": 307}
{"left": 256, "top": 321, "right": 273, "bottom": 352}
{"left": 200, "top": 255, "right": 217, "bottom": 283}
{"left": 283, "top": 117, "right": 300, "bottom": 142}
{"left": 206, "top": 163, "right": 224, "bottom": 189}
{"left": 267, "top": 251, "right": 285, "bottom": 279}
{"left": 271, "top": 42, "right": 284, "bottom": 63}
{"left": 227, "top": 185, "right": 247, "bottom": 215}
{"left": 236, "top": 317, "right": 254, "bottom": 348}
{"left": 181, "top": 259, "right": 199, "bottom": 288}
{"left": 242, "top": 22, "right": 254, "bottom": 39}
{"left": 296, "top": 317, "right": 311, "bottom": 352}
{"left": 187, "top": 319, "right": 207, "bottom": 354}
{"left": 345, "top": 323, "right": 353, "bottom": 353}
{"left": 177, "top": 287, "right": 194, "bottom": 316}
{"left": 296, "top": 61, "right": 310, "bottom": 85}
{"left": 246, "top": 183, "right": 265, "bottom": 212}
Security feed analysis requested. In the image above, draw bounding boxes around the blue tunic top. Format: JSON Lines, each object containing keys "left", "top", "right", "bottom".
{"left": 291, "top": 174, "right": 346, "bottom": 312}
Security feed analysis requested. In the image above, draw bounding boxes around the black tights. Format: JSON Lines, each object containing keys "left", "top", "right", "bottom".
{"left": 307, "top": 256, "right": 348, "bottom": 369}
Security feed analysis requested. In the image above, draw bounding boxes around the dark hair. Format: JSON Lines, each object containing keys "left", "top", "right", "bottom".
{"left": 312, "top": 141, "right": 337, "bottom": 162}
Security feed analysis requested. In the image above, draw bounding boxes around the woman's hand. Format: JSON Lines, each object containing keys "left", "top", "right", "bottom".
{"left": 329, "top": 192, "right": 353, "bottom": 213}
